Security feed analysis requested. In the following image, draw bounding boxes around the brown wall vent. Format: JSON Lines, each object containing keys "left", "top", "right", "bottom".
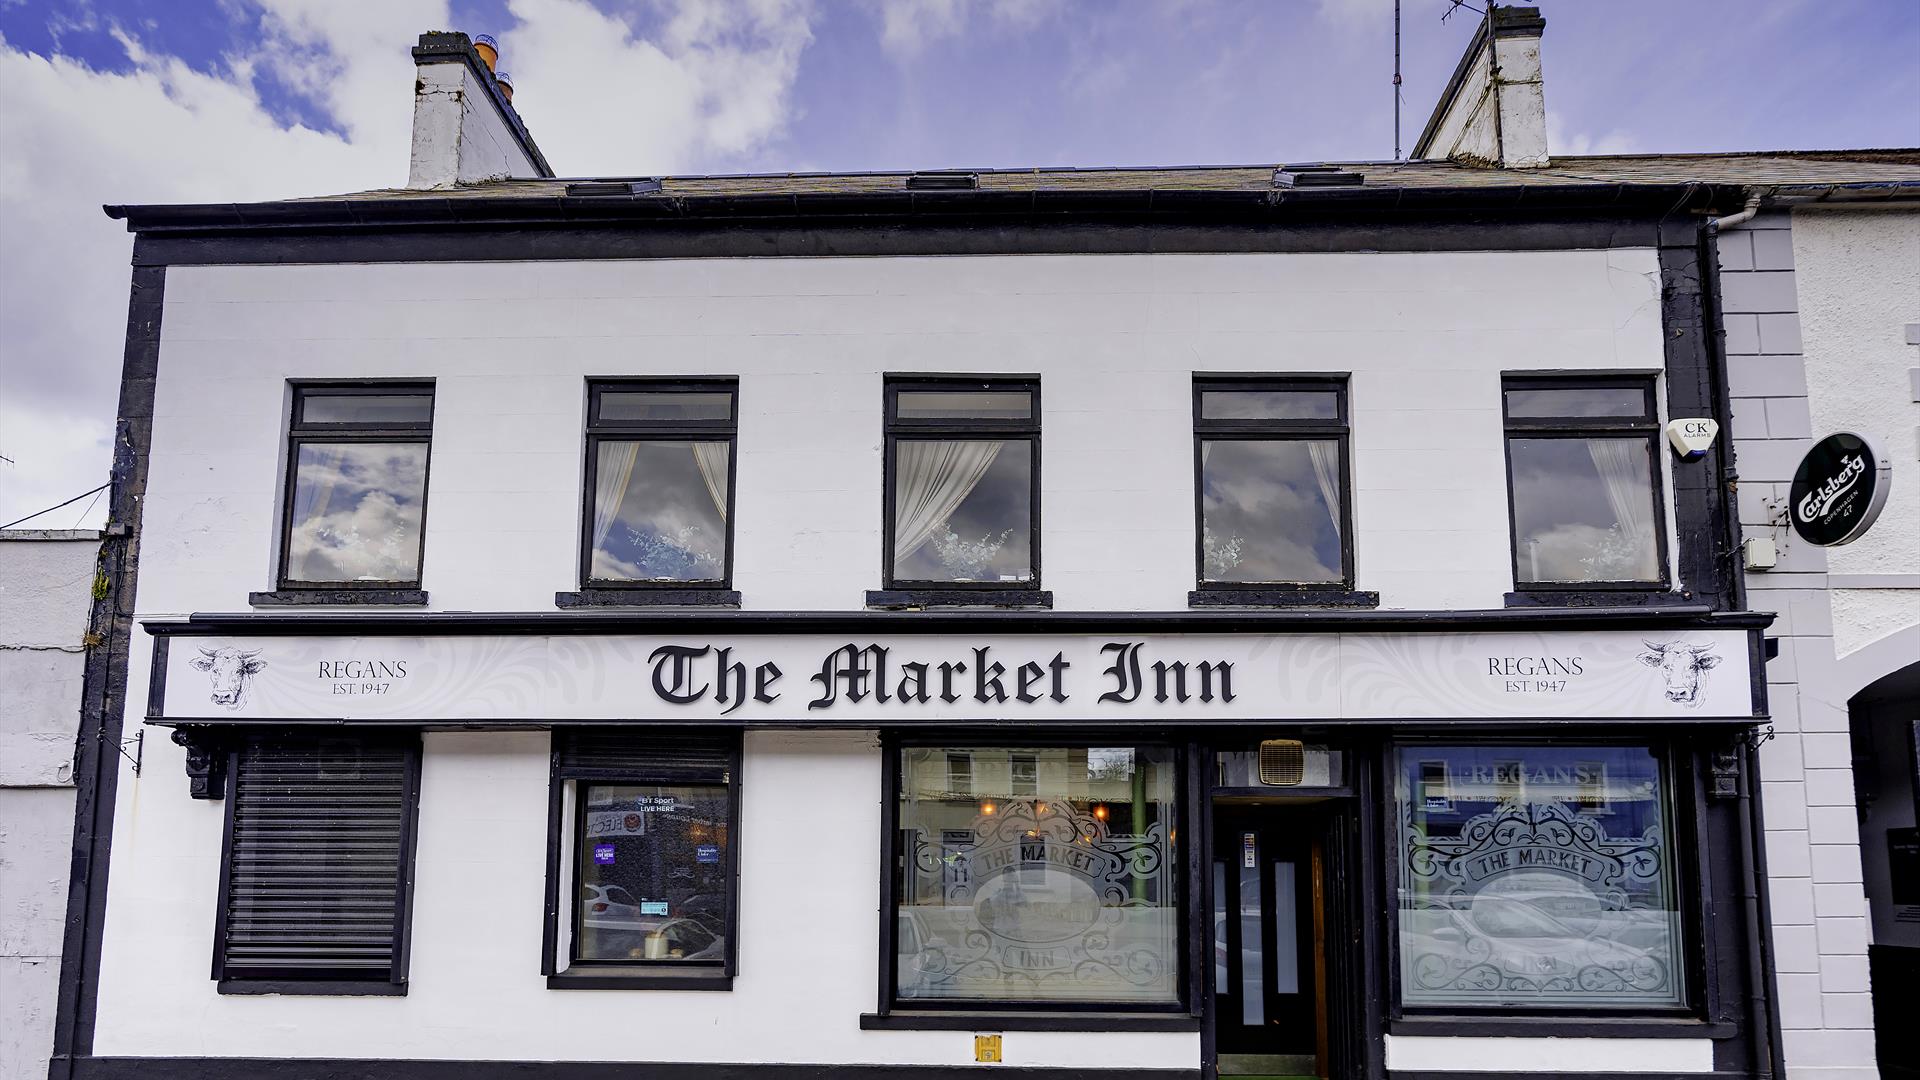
{"left": 1257, "top": 739, "right": 1307, "bottom": 786}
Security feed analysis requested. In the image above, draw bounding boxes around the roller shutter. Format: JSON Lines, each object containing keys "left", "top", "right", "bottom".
{"left": 218, "top": 735, "right": 418, "bottom": 984}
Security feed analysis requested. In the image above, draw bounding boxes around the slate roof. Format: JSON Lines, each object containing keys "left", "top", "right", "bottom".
{"left": 299, "top": 151, "right": 1920, "bottom": 203}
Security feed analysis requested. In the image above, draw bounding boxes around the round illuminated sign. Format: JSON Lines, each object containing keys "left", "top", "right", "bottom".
{"left": 1788, "top": 432, "right": 1890, "bottom": 547}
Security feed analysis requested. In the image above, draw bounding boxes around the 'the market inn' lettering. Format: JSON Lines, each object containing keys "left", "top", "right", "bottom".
{"left": 645, "top": 641, "right": 1237, "bottom": 715}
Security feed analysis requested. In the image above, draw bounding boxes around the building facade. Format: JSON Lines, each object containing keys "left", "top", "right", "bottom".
{"left": 1721, "top": 204, "right": 1920, "bottom": 1080}
{"left": 1, "top": 530, "right": 101, "bottom": 1080}
{"left": 44, "top": 16, "right": 1920, "bottom": 1080}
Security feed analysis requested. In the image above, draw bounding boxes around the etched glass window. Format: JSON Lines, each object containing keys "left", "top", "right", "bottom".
{"left": 1395, "top": 745, "right": 1686, "bottom": 1009}
{"left": 895, "top": 746, "right": 1180, "bottom": 1005}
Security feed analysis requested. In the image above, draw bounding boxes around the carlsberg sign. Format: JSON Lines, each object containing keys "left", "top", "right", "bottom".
{"left": 1789, "top": 432, "right": 1891, "bottom": 547}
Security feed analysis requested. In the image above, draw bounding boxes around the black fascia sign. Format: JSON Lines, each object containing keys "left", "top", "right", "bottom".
{"left": 1788, "top": 432, "right": 1891, "bottom": 547}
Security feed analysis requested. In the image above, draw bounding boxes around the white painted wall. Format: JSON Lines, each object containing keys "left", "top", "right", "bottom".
{"left": 92, "top": 725, "right": 1198, "bottom": 1067}
{"left": 91, "top": 247, "right": 1683, "bottom": 1068}
{"left": 0, "top": 529, "right": 99, "bottom": 1080}
{"left": 137, "top": 249, "right": 1668, "bottom": 617}
{"left": 1792, "top": 209, "right": 1920, "bottom": 659}
{"left": 1383, "top": 1034, "right": 1714, "bottom": 1073}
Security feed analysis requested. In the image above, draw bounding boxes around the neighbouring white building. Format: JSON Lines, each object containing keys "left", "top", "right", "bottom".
{"left": 41, "top": 10, "right": 1920, "bottom": 1080}
{"left": 1, "top": 530, "right": 101, "bottom": 1080}
{"left": 1721, "top": 204, "right": 1920, "bottom": 1080}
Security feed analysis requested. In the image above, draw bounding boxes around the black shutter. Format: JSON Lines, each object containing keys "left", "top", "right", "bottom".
{"left": 557, "top": 731, "right": 732, "bottom": 782}
{"left": 218, "top": 736, "right": 418, "bottom": 983}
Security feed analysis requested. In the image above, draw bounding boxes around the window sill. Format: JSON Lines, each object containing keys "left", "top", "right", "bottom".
{"left": 556, "top": 588, "right": 741, "bottom": 609}
{"left": 249, "top": 589, "right": 427, "bottom": 607}
{"left": 1505, "top": 589, "right": 1693, "bottom": 608}
{"left": 859, "top": 1011, "right": 1198, "bottom": 1032}
{"left": 1387, "top": 1015, "right": 1732, "bottom": 1040}
{"left": 547, "top": 970, "right": 732, "bottom": 992}
{"left": 217, "top": 979, "right": 406, "bottom": 996}
{"left": 866, "top": 589, "right": 1053, "bottom": 610}
{"left": 1189, "top": 588, "right": 1379, "bottom": 609}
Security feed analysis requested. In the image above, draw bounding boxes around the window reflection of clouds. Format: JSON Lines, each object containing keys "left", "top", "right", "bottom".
{"left": 593, "top": 441, "right": 729, "bottom": 582}
{"left": 1201, "top": 441, "right": 1340, "bottom": 583}
{"left": 1505, "top": 387, "right": 1646, "bottom": 420}
{"left": 286, "top": 443, "right": 427, "bottom": 582}
{"left": 1200, "top": 391, "right": 1339, "bottom": 421}
{"left": 894, "top": 442, "right": 1033, "bottom": 583}
{"left": 1510, "top": 438, "right": 1658, "bottom": 583}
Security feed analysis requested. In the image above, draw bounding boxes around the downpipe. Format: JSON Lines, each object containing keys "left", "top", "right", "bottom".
{"left": 1738, "top": 734, "right": 1788, "bottom": 1080}
{"left": 1700, "top": 189, "right": 1785, "bottom": 1080}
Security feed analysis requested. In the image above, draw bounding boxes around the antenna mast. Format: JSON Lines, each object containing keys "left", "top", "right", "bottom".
{"left": 1393, "top": 0, "right": 1403, "bottom": 159}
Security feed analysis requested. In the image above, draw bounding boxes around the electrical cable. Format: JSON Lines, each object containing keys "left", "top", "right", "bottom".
{"left": 1, "top": 482, "right": 111, "bottom": 530}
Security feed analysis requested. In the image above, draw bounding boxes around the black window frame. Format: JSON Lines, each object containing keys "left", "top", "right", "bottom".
{"left": 277, "top": 382, "right": 436, "bottom": 591}
{"left": 210, "top": 731, "right": 423, "bottom": 996}
{"left": 578, "top": 378, "right": 739, "bottom": 593}
{"left": 1501, "top": 375, "right": 1669, "bottom": 592}
{"left": 880, "top": 376, "right": 1042, "bottom": 597}
{"left": 876, "top": 734, "right": 1193, "bottom": 1018}
{"left": 542, "top": 730, "right": 743, "bottom": 991}
{"left": 1191, "top": 375, "right": 1359, "bottom": 596}
{"left": 1382, "top": 736, "right": 1706, "bottom": 1023}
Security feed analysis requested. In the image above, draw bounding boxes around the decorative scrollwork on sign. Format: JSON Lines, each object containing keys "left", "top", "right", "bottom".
{"left": 1401, "top": 800, "right": 1680, "bottom": 1006}
{"left": 903, "top": 797, "right": 1174, "bottom": 1000}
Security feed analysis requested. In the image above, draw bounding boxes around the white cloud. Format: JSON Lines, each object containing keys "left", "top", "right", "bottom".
{"left": 1546, "top": 109, "right": 1637, "bottom": 157}
{"left": 866, "top": 0, "right": 1059, "bottom": 60}
{"left": 0, "top": 1, "right": 815, "bottom": 529}
{"left": 1315, "top": 0, "right": 1393, "bottom": 29}
{"left": 508, "top": 0, "right": 814, "bottom": 173}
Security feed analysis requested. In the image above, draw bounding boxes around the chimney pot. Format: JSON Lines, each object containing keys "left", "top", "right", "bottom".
{"left": 473, "top": 34, "right": 499, "bottom": 72}
{"left": 495, "top": 71, "right": 514, "bottom": 104}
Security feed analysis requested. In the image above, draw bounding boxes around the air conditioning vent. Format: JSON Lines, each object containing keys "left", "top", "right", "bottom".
{"left": 1257, "top": 739, "right": 1307, "bottom": 786}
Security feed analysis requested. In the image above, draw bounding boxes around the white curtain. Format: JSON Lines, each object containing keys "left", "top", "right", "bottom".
{"left": 1306, "top": 441, "right": 1343, "bottom": 541}
{"left": 1586, "top": 438, "right": 1651, "bottom": 544}
{"left": 592, "top": 442, "right": 641, "bottom": 550}
{"left": 691, "top": 442, "right": 730, "bottom": 521}
{"left": 893, "top": 440, "right": 1003, "bottom": 562}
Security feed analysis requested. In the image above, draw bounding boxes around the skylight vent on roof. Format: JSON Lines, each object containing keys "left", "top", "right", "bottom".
{"left": 565, "top": 179, "right": 663, "bottom": 196}
{"left": 1272, "top": 164, "right": 1363, "bottom": 188}
{"left": 905, "top": 171, "right": 980, "bottom": 191}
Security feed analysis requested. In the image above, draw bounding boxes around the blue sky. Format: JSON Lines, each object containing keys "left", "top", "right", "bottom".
{"left": 1, "top": 0, "right": 1917, "bottom": 527}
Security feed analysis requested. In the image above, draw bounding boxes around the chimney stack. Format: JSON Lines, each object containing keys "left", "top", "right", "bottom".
{"left": 1412, "top": 5, "right": 1549, "bottom": 169}
{"left": 407, "top": 32, "right": 552, "bottom": 189}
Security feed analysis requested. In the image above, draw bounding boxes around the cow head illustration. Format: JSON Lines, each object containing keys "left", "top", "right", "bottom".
{"left": 190, "top": 647, "right": 267, "bottom": 709}
{"left": 1637, "top": 640, "right": 1719, "bottom": 707}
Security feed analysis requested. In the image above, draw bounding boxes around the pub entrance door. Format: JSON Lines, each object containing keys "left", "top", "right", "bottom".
{"left": 1211, "top": 802, "right": 1353, "bottom": 1079}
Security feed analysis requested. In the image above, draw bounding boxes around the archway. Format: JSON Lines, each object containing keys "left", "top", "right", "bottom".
{"left": 1848, "top": 659, "right": 1920, "bottom": 1080}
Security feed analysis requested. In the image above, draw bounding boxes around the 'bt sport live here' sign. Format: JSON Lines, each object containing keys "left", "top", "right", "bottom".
{"left": 1789, "top": 432, "right": 1892, "bottom": 547}
{"left": 159, "top": 630, "right": 1757, "bottom": 724}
